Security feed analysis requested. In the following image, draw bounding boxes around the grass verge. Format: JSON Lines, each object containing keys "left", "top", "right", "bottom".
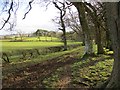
{"left": 3, "top": 46, "right": 84, "bottom": 76}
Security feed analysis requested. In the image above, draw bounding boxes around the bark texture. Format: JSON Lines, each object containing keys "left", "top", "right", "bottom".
{"left": 84, "top": 3, "right": 104, "bottom": 54}
{"left": 104, "top": 2, "right": 120, "bottom": 89}
{"left": 73, "top": 2, "right": 93, "bottom": 55}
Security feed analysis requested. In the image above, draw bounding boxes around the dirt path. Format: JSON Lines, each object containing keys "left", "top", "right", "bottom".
{"left": 3, "top": 51, "right": 80, "bottom": 88}
{"left": 2, "top": 50, "right": 112, "bottom": 88}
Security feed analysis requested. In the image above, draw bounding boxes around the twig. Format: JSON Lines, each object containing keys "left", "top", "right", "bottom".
{"left": 23, "top": 0, "right": 34, "bottom": 19}
{"left": 0, "top": 0, "right": 13, "bottom": 30}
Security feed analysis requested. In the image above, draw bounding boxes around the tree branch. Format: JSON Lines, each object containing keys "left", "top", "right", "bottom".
{"left": 53, "top": 1, "right": 62, "bottom": 11}
{"left": 0, "top": 0, "right": 13, "bottom": 30}
{"left": 23, "top": 0, "right": 34, "bottom": 19}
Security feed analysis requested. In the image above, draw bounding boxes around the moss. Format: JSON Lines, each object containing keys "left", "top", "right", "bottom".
{"left": 71, "top": 57, "right": 113, "bottom": 87}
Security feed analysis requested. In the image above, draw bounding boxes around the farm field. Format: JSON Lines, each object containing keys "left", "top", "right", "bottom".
{"left": 1, "top": 36, "right": 82, "bottom": 65}
{"left": 11, "top": 36, "right": 60, "bottom": 41}
{"left": 1, "top": 36, "right": 81, "bottom": 52}
{"left": 1, "top": 41, "right": 81, "bottom": 52}
{"left": 24, "top": 36, "right": 59, "bottom": 41}
{"left": 1, "top": 36, "right": 59, "bottom": 42}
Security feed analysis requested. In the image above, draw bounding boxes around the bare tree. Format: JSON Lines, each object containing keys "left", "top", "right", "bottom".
{"left": 52, "top": 0, "right": 71, "bottom": 51}
{"left": 16, "top": 29, "right": 24, "bottom": 41}
{"left": 64, "top": 11, "right": 85, "bottom": 43}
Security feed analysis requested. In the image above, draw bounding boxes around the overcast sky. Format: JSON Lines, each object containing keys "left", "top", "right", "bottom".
{"left": 0, "top": 1, "right": 60, "bottom": 35}
{"left": 0, "top": 0, "right": 78, "bottom": 35}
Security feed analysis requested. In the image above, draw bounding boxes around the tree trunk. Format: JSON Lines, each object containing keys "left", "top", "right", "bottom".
{"left": 63, "top": 30, "right": 67, "bottom": 51}
{"left": 51, "top": 36, "right": 52, "bottom": 42}
{"left": 73, "top": 2, "right": 93, "bottom": 55}
{"left": 53, "top": 1, "right": 67, "bottom": 51}
{"left": 60, "top": 10, "right": 67, "bottom": 51}
{"left": 45, "top": 36, "right": 47, "bottom": 41}
{"left": 38, "top": 36, "right": 41, "bottom": 41}
{"left": 95, "top": 23, "right": 104, "bottom": 54}
{"left": 103, "top": 2, "right": 120, "bottom": 89}
{"left": 84, "top": 3, "right": 104, "bottom": 54}
{"left": 106, "top": 30, "right": 112, "bottom": 51}
{"left": 81, "top": 32, "right": 85, "bottom": 46}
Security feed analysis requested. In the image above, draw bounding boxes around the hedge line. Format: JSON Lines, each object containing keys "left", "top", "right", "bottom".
{"left": 1, "top": 43, "right": 82, "bottom": 63}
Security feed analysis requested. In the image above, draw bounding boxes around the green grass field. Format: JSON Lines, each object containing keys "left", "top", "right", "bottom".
{"left": 1, "top": 42, "right": 62, "bottom": 52}
{"left": 25, "top": 36, "right": 59, "bottom": 41}
{"left": 1, "top": 36, "right": 59, "bottom": 42}
{"left": 2, "top": 41, "right": 81, "bottom": 52}
{"left": 1, "top": 36, "right": 81, "bottom": 52}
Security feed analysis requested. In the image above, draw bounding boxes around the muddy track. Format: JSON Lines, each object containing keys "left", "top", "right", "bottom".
{"left": 2, "top": 50, "right": 112, "bottom": 88}
{"left": 2, "top": 51, "right": 80, "bottom": 88}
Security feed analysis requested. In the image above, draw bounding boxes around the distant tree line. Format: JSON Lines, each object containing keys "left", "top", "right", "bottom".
{"left": 33, "top": 29, "right": 82, "bottom": 42}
